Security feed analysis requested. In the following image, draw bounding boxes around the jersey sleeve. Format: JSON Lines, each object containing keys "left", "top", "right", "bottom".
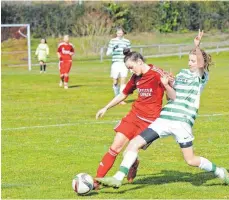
{"left": 106, "top": 40, "right": 113, "bottom": 56}
{"left": 150, "top": 65, "right": 165, "bottom": 88}
{"left": 57, "top": 45, "right": 62, "bottom": 53}
{"left": 127, "top": 39, "right": 131, "bottom": 49}
{"left": 35, "top": 45, "right": 39, "bottom": 55}
{"left": 122, "top": 75, "right": 137, "bottom": 95}
{"left": 70, "top": 43, "right": 74, "bottom": 53}
{"left": 200, "top": 71, "right": 209, "bottom": 93}
{"left": 46, "top": 44, "right": 49, "bottom": 55}
{"left": 71, "top": 46, "right": 74, "bottom": 53}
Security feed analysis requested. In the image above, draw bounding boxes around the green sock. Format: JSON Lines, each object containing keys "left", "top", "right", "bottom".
{"left": 119, "top": 166, "right": 129, "bottom": 175}
{"left": 212, "top": 163, "right": 217, "bottom": 172}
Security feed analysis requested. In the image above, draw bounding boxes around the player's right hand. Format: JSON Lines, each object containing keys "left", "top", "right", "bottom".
{"left": 96, "top": 107, "right": 107, "bottom": 119}
{"left": 194, "top": 29, "right": 204, "bottom": 47}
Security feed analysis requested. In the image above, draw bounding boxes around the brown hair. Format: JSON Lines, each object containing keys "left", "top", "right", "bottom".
{"left": 123, "top": 48, "right": 145, "bottom": 63}
{"left": 189, "top": 48, "right": 213, "bottom": 71}
{"left": 116, "top": 26, "right": 126, "bottom": 34}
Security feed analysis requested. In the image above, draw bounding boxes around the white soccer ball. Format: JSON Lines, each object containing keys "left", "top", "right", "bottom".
{"left": 72, "top": 173, "right": 94, "bottom": 195}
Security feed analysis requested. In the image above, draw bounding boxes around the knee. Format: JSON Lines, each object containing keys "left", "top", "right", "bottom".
{"left": 64, "top": 73, "right": 69, "bottom": 77}
{"left": 128, "top": 139, "right": 141, "bottom": 152}
{"left": 110, "top": 142, "right": 125, "bottom": 153}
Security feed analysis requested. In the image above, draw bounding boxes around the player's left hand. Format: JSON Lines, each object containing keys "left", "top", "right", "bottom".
{"left": 194, "top": 29, "right": 204, "bottom": 47}
{"left": 160, "top": 75, "right": 169, "bottom": 86}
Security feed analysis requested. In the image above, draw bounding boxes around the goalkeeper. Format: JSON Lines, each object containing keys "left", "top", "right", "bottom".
{"left": 35, "top": 38, "right": 49, "bottom": 73}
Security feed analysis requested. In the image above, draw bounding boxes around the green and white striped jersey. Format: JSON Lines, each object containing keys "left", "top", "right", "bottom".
{"left": 160, "top": 69, "right": 209, "bottom": 127}
{"left": 106, "top": 37, "right": 131, "bottom": 62}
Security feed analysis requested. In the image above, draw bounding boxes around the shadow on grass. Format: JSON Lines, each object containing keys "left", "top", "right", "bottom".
{"left": 68, "top": 85, "right": 84, "bottom": 88}
{"left": 133, "top": 170, "right": 217, "bottom": 186}
{"left": 99, "top": 169, "right": 228, "bottom": 194}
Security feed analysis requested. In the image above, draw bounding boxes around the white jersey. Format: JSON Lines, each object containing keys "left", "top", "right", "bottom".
{"left": 159, "top": 69, "right": 209, "bottom": 127}
{"left": 106, "top": 37, "right": 131, "bottom": 62}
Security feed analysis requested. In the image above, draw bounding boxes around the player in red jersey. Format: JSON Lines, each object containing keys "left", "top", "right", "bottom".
{"left": 57, "top": 35, "right": 74, "bottom": 89}
{"left": 94, "top": 48, "right": 174, "bottom": 189}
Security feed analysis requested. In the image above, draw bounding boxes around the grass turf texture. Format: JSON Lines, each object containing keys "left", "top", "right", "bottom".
{"left": 1, "top": 52, "right": 229, "bottom": 199}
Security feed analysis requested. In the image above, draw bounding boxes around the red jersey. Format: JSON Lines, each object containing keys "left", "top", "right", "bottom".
{"left": 57, "top": 42, "right": 74, "bottom": 61}
{"left": 123, "top": 64, "right": 165, "bottom": 121}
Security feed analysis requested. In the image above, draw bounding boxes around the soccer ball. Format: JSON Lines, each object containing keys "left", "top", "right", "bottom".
{"left": 72, "top": 173, "right": 94, "bottom": 195}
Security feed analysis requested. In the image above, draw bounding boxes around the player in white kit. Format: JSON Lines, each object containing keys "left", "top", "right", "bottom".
{"left": 106, "top": 27, "right": 131, "bottom": 104}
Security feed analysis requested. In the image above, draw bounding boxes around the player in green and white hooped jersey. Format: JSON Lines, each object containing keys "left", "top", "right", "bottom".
{"left": 106, "top": 27, "right": 131, "bottom": 104}
{"left": 35, "top": 38, "right": 49, "bottom": 73}
{"left": 96, "top": 30, "right": 229, "bottom": 188}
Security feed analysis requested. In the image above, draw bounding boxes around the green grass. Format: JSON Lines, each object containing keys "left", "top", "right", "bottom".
{"left": 1, "top": 52, "right": 229, "bottom": 199}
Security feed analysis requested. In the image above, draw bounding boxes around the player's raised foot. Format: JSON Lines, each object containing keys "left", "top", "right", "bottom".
{"left": 59, "top": 81, "right": 63, "bottom": 87}
{"left": 127, "top": 159, "right": 139, "bottom": 183}
{"left": 95, "top": 177, "right": 122, "bottom": 188}
{"left": 221, "top": 168, "right": 229, "bottom": 185}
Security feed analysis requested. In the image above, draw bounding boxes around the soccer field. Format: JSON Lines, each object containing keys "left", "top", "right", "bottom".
{"left": 1, "top": 52, "right": 229, "bottom": 199}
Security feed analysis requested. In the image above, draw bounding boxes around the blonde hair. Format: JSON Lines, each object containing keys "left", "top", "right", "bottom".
{"left": 189, "top": 48, "right": 213, "bottom": 71}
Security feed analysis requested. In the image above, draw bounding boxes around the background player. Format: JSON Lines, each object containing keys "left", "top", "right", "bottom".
{"left": 96, "top": 30, "right": 229, "bottom": 188}
{"left": 106, "top": 27, "right": 131, "bottom": 104}
{"left": 94, "top": 48, "right": 174, "bottom": 189}
{"left": 35, "top": 38, "right": 49, "bottom": 73}
{"left": 57, "top": 35, "right": 74, "bottom": 89}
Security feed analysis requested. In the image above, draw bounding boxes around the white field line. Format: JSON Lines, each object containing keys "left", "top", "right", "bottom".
{"left": 2, "top": 120, "right": 119, "bottom": 131}
{"left": 2, "top": 113, "right": 229, "bottom": 131}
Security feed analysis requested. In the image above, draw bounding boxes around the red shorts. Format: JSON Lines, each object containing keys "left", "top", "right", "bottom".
{"left": 59, "top": 60, "right": 72, "bottom": 74}
{"left": 114, "top": 111, "right": 153, "bottom": 140}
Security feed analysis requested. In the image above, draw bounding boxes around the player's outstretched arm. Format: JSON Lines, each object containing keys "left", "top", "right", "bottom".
{"left": 96, "top": 93, "right": 128, "bottom": 119}
{"left": 194, "top": 29, "right": 205, "bottom": 68}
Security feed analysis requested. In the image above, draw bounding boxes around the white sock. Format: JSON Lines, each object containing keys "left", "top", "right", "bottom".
{"left": 198, "top": 157, "right": 214, "bottom": 172}
{"left": 113, "top": 151, "right": 138, "bottom": 181}
{"left": 120, "top": 151, "right": 138, "bottom": 169}
{"left": 214, "top": 167, "right": 225, "bottom": 179}
{"left": 112, "top": 84, "right": 120, "bottom": 96}
{"left": 114, "top": 171, "right": 126, "bottom": 181}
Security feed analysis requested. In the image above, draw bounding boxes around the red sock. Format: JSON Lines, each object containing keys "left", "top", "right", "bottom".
{"left": 96, "top": 148, "right": 118, "bottom": 178}
{"left": 64, "top": 76, "right": 69, "bottom": 83}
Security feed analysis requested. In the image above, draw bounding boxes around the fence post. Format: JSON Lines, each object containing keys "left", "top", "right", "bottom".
{"left": 217, "top": 45, "right": 219, "bottom": 55}
{"left": 100, "top": 47, "right": 104, "bottom": 62}
{"left": 140, "top": 47, "right": 143, "bottom": 55}
{"left": 179, "top": 46, "right": 182, "bottom": 59}
{"left": 158, "top": 45, "right": 160, "bottom": 53}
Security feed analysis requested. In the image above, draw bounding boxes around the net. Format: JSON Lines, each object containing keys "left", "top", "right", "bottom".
{"left": 1, "top": 24, "right": 31, "bottom": 70}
